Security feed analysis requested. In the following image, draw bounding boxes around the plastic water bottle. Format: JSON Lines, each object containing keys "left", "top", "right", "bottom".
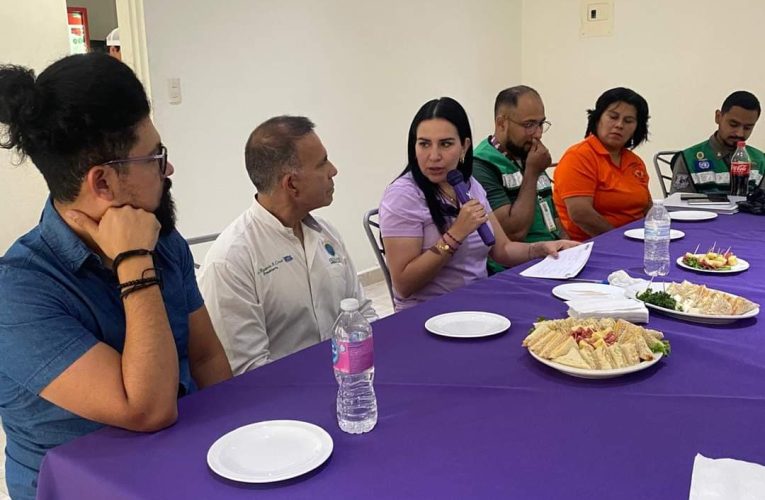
{"left": 643, "top": 200, "right": 671, "bottom": 277}
{"left": 332, "top": 298, "right": 377, "bottom": 434}
{"left": 730, "top": 141, "right": 752, "bottom": 196}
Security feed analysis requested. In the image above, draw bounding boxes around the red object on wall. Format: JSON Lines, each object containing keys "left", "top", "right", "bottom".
{"left": 67, "top": 7, "right": 91, "bottom": 51}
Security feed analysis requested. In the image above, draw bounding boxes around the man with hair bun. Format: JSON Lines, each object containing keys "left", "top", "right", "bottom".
{"left": 0, "top": 53, "right": 231, "bottom": 499}
{"left": 671, "top": 91, "right": 765, "bottom": 193}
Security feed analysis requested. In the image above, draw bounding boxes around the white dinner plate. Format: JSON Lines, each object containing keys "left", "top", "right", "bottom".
{"left": 676, "top": 256, "right": 749, "bottom": 274}
{"left": 424, "top": 311, "right": 511, "bottom": 338}
{"left": 551, "top": 283, "right": 626, "bottom": 301}
{"left": 627, "top": 282, "right": 759, "bottom": 324}
{"left": 623, "top": 228, "right": 686, "bottom": 241}
{"left": 207, "top": 420, "right": 333, "bottom": 483}
{"left": 669, "top": 210, "right": 718, "bottom": 221}
{"left": 528, "top": 349, "right": 663, "bottom": 379}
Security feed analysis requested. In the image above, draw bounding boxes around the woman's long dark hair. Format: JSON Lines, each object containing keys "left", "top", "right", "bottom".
{"left": 399, "top": 97, "right": 473, "bottom": 234}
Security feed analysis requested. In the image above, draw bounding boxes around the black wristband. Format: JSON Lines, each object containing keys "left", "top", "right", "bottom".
{"left": 120, "top": 278, "right": 161, "bottom": 300}
{"left": 113, "top": 249, "right": 153, "bottom": 276}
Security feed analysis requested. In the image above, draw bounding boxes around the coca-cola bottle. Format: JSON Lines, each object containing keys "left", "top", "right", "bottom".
{"left": 730, "top": 141, "right": 751, "bottom": 196}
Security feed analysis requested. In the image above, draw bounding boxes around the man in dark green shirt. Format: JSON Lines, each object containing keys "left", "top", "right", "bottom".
{"left": 671, "top": 91, "right": 764, "bottom": 193}
{"left": 473, "top": 86, "right": 565, "bottom": 274}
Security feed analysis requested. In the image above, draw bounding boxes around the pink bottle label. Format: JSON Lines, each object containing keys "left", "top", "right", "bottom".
{"left": 332, "top": 337, "right": 374, "bottom": 374}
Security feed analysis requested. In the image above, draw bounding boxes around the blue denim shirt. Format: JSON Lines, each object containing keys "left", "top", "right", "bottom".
{"left": 0, "top": 199, "right": 204, "bottom": 500}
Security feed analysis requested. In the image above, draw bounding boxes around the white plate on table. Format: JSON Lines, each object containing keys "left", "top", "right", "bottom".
{"left": 676, "top": 256, "right": 750, "bottom": 274}
{"left": 669, "top": 210, "right": 718, "bottom": 221}
{"left": 425, "top": 311, "right": 510, "bottom": 338}
{"left": 551, "top": 283, "right": 626, "bottom": 301}
{"left": 207, "top": 420, "right": 333, "bottom": 483}
{"left": 628, "top": 282, "right": 759, "bottom": 324}
{"left": 528, "top": 349, "right": 663, "bottom": 379}
{"left": 623, "top": 228, "right": 686, "bottom": 241}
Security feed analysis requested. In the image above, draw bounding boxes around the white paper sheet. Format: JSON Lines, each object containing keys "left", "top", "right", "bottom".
{"left": 519, "top": 242, "right": 594, "bottom": 279}
{"left": 689, "top": 453, "right": 765, "bottom": 500}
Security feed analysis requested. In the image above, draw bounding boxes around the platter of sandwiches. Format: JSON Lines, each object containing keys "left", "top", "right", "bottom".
{"left": 630, "top": 280, "right": 759, "bottom": 324}
{"left": 522, "top": 318, "right": 670, "bottom": 379}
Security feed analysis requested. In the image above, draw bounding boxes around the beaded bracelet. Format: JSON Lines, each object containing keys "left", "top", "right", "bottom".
{"left": 119, "top": 267, "right": 162, "bottom": 289}
{"left": 120, "top": 278, "right": 162, "bottom": 300}
{"left": 444, "top": 231, "right": 462, "bottom": 248}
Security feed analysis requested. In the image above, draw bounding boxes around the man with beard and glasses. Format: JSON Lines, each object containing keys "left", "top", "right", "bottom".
{"left": 472, "top": 86, "right": 565, "bottom": 274}
{"left": 0, "top": 53, "right": 231, "bottom": 500}
{"left": 671, "top": 91, "right": 765, "bottom": 193}
{"left": 199, "top": 116, "right": 376, "bottom": 375}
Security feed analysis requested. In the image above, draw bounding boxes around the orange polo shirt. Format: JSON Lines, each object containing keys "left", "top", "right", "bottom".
{"left": 553, "top": 134, "right": 650, "bottom": 241}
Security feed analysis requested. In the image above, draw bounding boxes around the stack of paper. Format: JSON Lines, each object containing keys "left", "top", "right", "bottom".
{"left": 663, "top": 192, "right": 740, "bottom": 214}
{"left": 566, "top": 298, "right": 649, "bottom": 323}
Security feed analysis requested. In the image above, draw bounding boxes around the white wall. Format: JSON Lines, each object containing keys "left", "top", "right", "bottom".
{"left": 521, "top": 0, "right": 765, "bottom": 197}
{"left": 142, "top": 0, "right": 523, "bottom": 270}
{"left": 66, "top": 0, "right": 118, "bottom": 41}
{"left": 0, "top": 0, "right": 70, "bottom": 254}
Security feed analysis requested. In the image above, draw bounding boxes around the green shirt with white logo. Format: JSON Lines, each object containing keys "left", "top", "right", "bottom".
{"left": 473, "top": 137, "right": 558, "bottom": 274}
{"left": 682, "top": 139, "right": 765, "bottom": 192}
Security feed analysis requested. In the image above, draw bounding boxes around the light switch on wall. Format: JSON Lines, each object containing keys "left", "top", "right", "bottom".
{"left": 168, "top": 78, "right": 182, "bottom": 105}
{"left": 580, "top": 0, "right": 614, "bottom": 37}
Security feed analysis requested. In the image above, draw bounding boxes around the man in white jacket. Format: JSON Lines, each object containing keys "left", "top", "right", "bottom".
{"left": 199, "top": 116, "right": 376, "bottom": 374}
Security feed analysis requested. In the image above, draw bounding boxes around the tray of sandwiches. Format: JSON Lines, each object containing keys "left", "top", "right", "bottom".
{"left": 523, "top": 318, "right": 670, "bottom": 379}
{"left": 630, "top": 280, "right": 759, "bottom": 325}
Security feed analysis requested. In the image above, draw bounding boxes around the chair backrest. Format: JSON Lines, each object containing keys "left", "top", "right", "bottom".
{"left": 362, "top": 208, "right": 394, "bottom": 306}
{"left": 653, "top": 151, "right": 680, "bottom": 197}
{"left": 186, "top": 233, "right": 220, "bottom": 269}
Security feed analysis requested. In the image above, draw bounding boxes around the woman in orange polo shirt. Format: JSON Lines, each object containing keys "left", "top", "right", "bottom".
{"left": 553, "top": 87, "right": 651, "bottom": 241}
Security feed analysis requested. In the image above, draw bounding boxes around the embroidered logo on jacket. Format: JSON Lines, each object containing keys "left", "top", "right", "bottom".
{"left": 324, "top": 242, "right": 342, "bottom": 265}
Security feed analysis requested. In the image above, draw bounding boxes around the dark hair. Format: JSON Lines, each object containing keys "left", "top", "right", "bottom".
{"left": 244, "top": 115, "right": 315, "bottom": 193}
{"left": 494, "top": 85, "right": 539, "bottom": 116}
{"left": 0, "top": 53, "right": 150, "bottom": 201}
{"left": 721, "top": 91, "right": 761, "bottom": 116}
{"left": 585, "top": 87, "right": 649, "bottom": 149}
{"left": 399, "top": 97, "right": 473, "bottom": 234}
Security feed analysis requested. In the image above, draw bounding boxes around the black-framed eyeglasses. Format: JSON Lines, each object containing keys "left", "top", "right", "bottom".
{"left": 102, "top": 145, "right": 168, "bottom": 176}
{"left": 505, "top": 117, "right": 552, "bottom": 134}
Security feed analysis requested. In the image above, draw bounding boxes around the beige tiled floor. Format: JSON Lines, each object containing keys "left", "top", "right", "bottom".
{"left": 365, "top": 279, "right": 394, "bottom": 319}
{"left": 0, "top": 279, "right": 392, "bottom": 498}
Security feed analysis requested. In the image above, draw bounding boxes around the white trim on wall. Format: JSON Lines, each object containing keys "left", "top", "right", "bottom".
{"left": 116, "top": 0, "right": 152, "bottom": 101}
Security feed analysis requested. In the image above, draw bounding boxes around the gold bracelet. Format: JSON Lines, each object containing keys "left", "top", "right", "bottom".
{"left": 429, "top": 239, "right": 455, "bottom": 257}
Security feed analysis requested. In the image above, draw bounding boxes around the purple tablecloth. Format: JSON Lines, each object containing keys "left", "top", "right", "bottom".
{"left": 37, "top": 213, "right": 765, "bottom": 499}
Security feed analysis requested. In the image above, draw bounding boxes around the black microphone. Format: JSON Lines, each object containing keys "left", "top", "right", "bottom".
{"left": 446, "top": 170, "right": 495, "bottom": 246}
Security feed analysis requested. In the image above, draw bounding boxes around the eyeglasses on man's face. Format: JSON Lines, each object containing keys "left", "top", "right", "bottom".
{"left": 505, "top": 117, "right": 552, "bottom": 134}
{"left": 102, "top": 145, "right": 168, "bottom": 176}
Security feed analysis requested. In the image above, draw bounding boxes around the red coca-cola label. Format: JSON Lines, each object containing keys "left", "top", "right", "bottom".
{"left": 731, "top": 161, "right": 751, "bottom": 176}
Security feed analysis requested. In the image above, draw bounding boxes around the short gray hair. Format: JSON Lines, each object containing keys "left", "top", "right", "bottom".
{"left": 244, "top": 115, "right": 315, "bottom": 192}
